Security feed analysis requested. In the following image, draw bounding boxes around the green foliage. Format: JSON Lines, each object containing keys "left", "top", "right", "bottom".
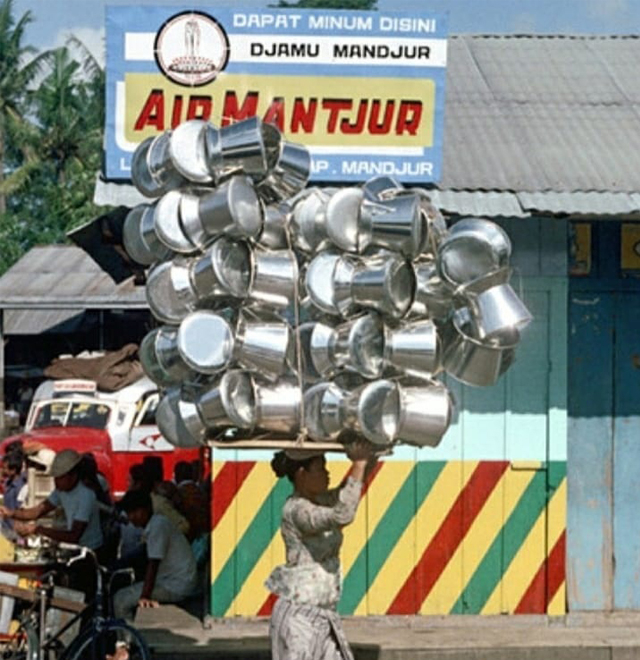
{"left": 0, "top": 0, "right": 106, "bottom": 275}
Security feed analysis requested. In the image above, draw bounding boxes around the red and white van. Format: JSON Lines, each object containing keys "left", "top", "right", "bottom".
{"left": 1, "top": 377, "right": 202, "bottom": 497}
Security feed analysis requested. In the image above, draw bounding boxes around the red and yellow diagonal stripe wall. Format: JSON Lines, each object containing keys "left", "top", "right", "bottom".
{"left": 210, "top": 459, "right": 566, "bottom": 617}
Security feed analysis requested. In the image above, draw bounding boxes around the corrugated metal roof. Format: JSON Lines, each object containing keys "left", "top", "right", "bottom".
{"left": 0, "top": 245, "right": 147, "bottom": 309}
{"left": 517, "top": 191, "right": 640, "bottom": 216}
{"left": 4, "top": 309, "right": 85, "bottom": 335}
{"left": 428, "top": 190, "right": 528, "bottom": 217}
{"left": 439, "top": 35, "right": 640, "bottom": 193}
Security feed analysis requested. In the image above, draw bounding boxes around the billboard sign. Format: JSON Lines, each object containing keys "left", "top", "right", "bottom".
{"left": 105, "top": 5, "right": 448, "bottom": 183}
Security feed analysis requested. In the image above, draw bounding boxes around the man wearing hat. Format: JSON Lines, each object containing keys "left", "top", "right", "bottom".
{"left": 0, "top": 448, "right": 103, "bottom": 553}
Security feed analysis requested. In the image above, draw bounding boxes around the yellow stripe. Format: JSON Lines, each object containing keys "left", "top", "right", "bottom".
{"left": 482, "top": 477, "right": 567, "bottom": 613}
{"left": 421, "top": 461, "right": 498, "bottom": 614}
{"left": 211, "top": 463, "right": 275, "bottom": 579}
{"left": 343, "top": 462, "right": 414, "bottom": 580}
{"left": 364, "top": 461, "right": 470, "bottom": 615}
{"left": 229, "top": 530, "right": 287, "bottom": 615}
{"left": 211, "top": 459, "right": 225, "bottom": 482}
{"left": 546, "top": 478, "right": 567, "bottom": 615}
{"left": 548, "top": 581, "right": 566, "bottom": 615}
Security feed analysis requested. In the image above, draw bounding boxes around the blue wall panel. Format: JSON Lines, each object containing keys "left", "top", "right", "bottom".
{"left": 613, "top": 293, "right": 640, "bottom": 609}
{"left": 567, "top": 292, "right": 614, "bottom": 611}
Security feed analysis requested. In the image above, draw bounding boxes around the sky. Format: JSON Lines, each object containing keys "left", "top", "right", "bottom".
{"left": 13, "top": 0, "right": 640, "bottom": 67}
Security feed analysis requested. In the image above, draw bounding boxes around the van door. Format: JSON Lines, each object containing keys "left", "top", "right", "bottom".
{"left": 128, "top": 393, "right": 175, "bottom": 452}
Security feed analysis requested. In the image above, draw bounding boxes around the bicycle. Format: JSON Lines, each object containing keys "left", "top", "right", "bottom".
{"left": 1, "top": 543, "right": 151, "bottom": 660}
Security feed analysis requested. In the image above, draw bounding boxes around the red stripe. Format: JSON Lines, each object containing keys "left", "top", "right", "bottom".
{"left": 362, "top": 461, "right": 383, "bottom": 496}
{"left": 515, "top": 531, "right": 566, "bottom": 614}
{"left": 211, "top": 461, "right": 255, "bottom": 529}
{"left": 387, "top": 461, "right": 509, "bottom": 614}
{"left": 258, "top": 592, "right": 278, "bottom": 616}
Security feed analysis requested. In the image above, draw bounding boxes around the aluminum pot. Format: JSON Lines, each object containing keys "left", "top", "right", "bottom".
{"left": 168, "top": 119, "right": 213, "bottom": 184}
{"left": 254, "top": 379, "right": 302, "bottom": 434}
{"left": 395, "top": 382, "right": 453, "bottom": 447}
{"left": 362, "top": 175, "right": 404, "bottom": 201}
{"left": 384, "top": 319, "right": 440, "bottom": 378}
{"left": 139, "top": 327, "right": 190, "bottom": 386}
{"left": 258, "top": 202, "right": 290, "bottom": 249}
{"left": 304, "top": 382, "right": 349, "bottom": 441}
{"left": 196, "top": 175, "right": 263, "bottom": 241}
{"left": 156, "top": 389, "right": 205, "bottom": 448}
{"left": 442, "top": 309, "right": 519, "bottom": 386}
{"left": 437, "top": 218, "right": 511, "bottom": 286}
{"left": 350, "top": 251, "right": 415, "bottom": 319}
{"left": 123, "top": 204, "right": 171, "bottom": 266}
{"left": 332, "top": 312, "right": 385, "bottom": 378}
{"left": 257, "top": 141, "right": 311, "bottom": 202}
{"left": 206, "top": 116, "right": 281, "bottom": 182}
{"left": 345, "top": 380, "right": 400, "bottom": 446}
{"left": 463, "top": 282, "right": 533, "bottom": 340}
{"left": 249, "top": 248, "right": 298, "bottom": 309}
{"left": 153, "top": 190, "right": 196, "bottom": 254}
{"left": 409, "top": 258, "right": 454, "bottom": 322}
{"left": 291, "top": 188, "right": 332, "bottom": 253}
{"left": 198, "top": 370, "right": 257, "bottom": 430}
{"left": 146, "top": 258, "right": 197, "bottom": 324}
{"left": 234, "top": 314, "right": 293, "bottom": 380}
{"left": 131, "top": 133, "right": 186, "bottom": 197}
{"left": 190, "top": 237, "right": 253, "bottom": 303}
{"left": 360, "top": 191, "right": 426, "bottom": 257}
{"left": 325, "top": 187, "right": 364, "bottom": 253}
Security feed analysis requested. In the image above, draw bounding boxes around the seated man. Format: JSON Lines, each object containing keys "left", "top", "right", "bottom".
{"left": 0, "top": 448, "right": 103, "bottom": 552}
{"left": 113, "top": 489, "right": 198, "bottom": 621}
{"left": 0, "top": 448, "right": 104, "bottom": 598}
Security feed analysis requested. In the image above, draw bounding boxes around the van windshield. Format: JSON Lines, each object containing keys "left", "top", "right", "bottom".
{"left": 32, "top": 401, "right": 111, "bottom": 430}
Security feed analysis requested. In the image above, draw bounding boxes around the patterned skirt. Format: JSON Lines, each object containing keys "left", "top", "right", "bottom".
{"left": 269, "top": 598, "right": 354, "bottom": 660}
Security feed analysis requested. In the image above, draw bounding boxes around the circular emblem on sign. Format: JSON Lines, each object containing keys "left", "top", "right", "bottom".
{"left": 154, "top": 11, "right": 230, "bottom": 87}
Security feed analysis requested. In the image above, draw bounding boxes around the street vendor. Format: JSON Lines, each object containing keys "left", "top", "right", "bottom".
{"left": 266, "top": 439, "right": 376, "bottom": 660}
{"left": 0, "top": 448, "right": 103, "bottom": 554}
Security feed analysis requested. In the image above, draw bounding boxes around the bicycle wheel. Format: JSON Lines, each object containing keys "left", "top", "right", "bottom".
{"left": 60, "top": 620, "right": 150, "bottom": 660}
{"left": 1, "top": 620, "right": 39, "bottom": 660}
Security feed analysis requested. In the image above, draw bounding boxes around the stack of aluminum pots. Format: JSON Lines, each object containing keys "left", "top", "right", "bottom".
{"left": 124, "top": 118, "right": 532, "bottom": 450}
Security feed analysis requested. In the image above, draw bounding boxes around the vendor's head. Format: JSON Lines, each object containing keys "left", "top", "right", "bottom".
{"left": 2, "top": 451, "right": 23, "bottom": 480}
{"left": 271, "top": 449, "right": 328, "bottom": 498}
{"left": 50, "top": 449, "right": 82, "bottom": 491}
{"left": 118, "top": 489, "right": 153, "bottom": 528}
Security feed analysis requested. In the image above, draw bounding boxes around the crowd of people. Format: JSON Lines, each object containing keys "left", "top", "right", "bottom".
{"left": 0, "top": 442, "right": 209, "bottom": 621}
{"left": 0, "top": 437, "right": 379, "bottom": 660}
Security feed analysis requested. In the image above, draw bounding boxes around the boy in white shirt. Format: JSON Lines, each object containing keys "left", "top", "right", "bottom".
{"left": 113, "top": 489, "right": 197, "bottom": 621}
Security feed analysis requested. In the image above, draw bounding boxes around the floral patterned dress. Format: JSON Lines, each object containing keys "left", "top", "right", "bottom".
{"left": 266, "top": 476, "right": 363, "bottom": 660}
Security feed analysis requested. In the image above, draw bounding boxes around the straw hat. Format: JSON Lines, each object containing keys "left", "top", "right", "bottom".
{"left": 50, "top": 449, "right": 82, "bottom": 478}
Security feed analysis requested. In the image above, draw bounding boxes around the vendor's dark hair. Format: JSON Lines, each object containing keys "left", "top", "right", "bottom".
{"left": 118, "top": 489, "right": 152, "bottom": 514}
{"left": 2, "top": 452, "right": 22, "bottom": 472}
{"left": 271, "top": 451, "right": 317, "bottom": 483}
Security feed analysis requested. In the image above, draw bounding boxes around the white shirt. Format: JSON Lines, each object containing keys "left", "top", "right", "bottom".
{"left": 47, "top": 482, "right": 104, "bottom": 550}
{"left": 143, "top": 513, "right": 197, "bottom": 597}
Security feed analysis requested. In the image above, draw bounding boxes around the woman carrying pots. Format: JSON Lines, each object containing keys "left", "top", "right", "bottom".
{"left": 266, "top": 439, "right": 376, "bottom": 660}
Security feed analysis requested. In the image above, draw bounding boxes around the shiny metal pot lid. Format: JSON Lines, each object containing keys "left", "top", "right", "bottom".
{"left": 154, "top": 190, "right": 196, "bottom": 254}
{"left": 357, "top": 380, "right": 400, "bottom": 445}
{"left": 146, "top": 259, "right": 196, "bottom": 324}
{"left": 177, "top": 311, "right": 234, "bottom": 374}
{"left": 325, "top": 187, "right": 364, "bottom": 252}
{"left": 169, "top": 119, "right": 213, "bottom": 184}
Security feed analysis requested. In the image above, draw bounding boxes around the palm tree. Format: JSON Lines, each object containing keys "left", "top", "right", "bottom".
{"left": 0, "top": 0, "right": 50, "bottom": 214}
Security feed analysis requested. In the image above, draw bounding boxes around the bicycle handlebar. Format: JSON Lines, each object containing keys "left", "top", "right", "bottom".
{"left": 57, "top": 542, "right": 97, "bottom": 567}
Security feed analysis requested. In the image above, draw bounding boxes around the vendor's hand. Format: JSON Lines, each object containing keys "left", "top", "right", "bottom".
{"left": 138, "top": 598, "right": 159, "bottom": 609}
{"left": 345, "top": 439, "right": 375, "bottom": 463}
{"left": 0, "top": 506, "right": 12, "bottom": 518}
{"left": 13, "top": 521, "right": 36, "bottom": 537}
